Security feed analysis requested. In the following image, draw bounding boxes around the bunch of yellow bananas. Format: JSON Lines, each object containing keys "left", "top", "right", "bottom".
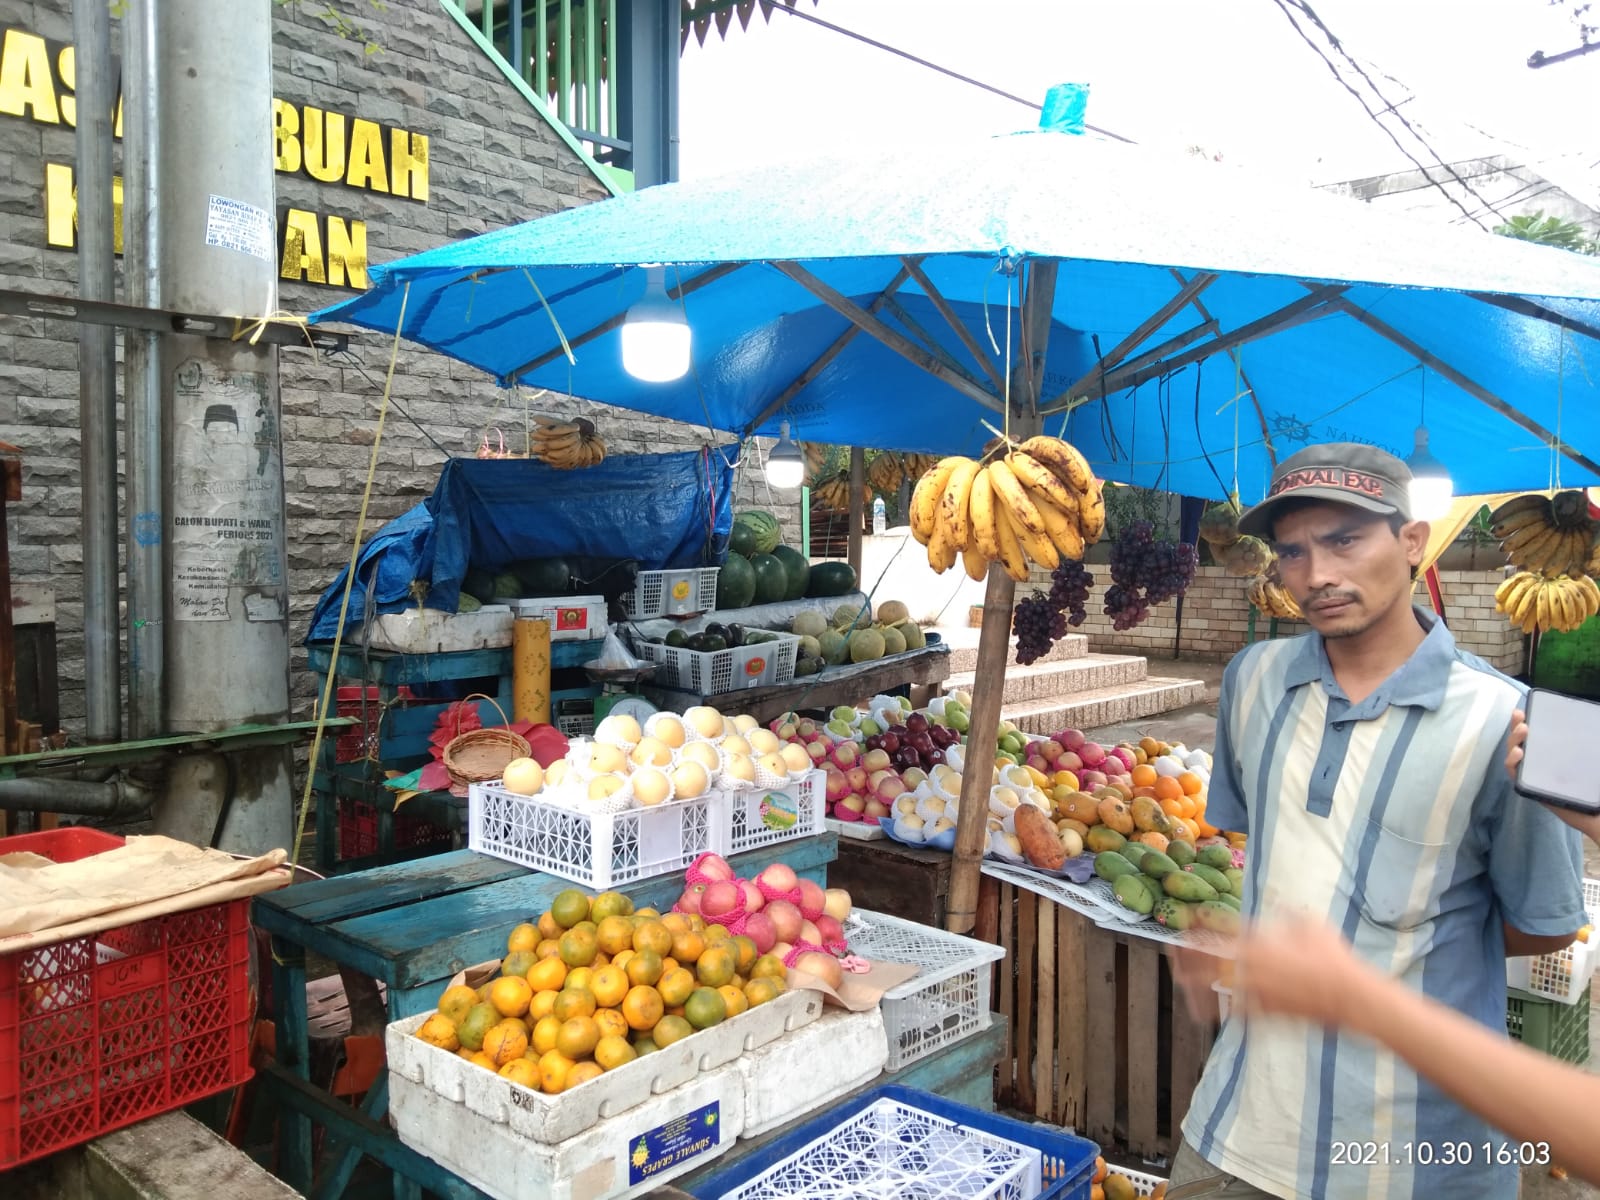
{"left": 1246, "top": 574, "right": 1302, "bottom": 620}
{"left": 531, "top": 416, "right": 606, "bottom": 469}
{"left": 811, "top": 474, "right": 851, "bottom": 512}
{"left": 908, "top": 436, "right": 1105, "bottom": 582}
{"left": 867, "top": 452, "right": 906, "bottom": 495}
{"left": 1495, "top": 570, "right": 1600, "bottom": 634}
{"left": 1492, "top": 493, "right": 1595, "bottom": 577}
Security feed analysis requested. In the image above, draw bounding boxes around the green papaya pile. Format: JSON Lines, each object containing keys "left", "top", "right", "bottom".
{"left": 1095, "top": 841, "right": 1243, "bottom": 934}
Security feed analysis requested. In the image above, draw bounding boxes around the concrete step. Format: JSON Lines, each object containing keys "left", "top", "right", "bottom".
{"left": 935, "top": 628, "right": 1087, "bottom": 672}
{"left": 946, "top": 653, "right": 1149, "bottom": 706}
{"left": 1002, "top": 676, "right": 1209, "bottom": 737}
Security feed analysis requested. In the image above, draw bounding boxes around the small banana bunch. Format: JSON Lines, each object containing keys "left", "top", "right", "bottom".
{"left": 811, "top": 473, "right": 851, "bottom": 512}
{"left": 1246, "top": 574, "right": 1302, "bottom": 621}
{"left": 909, "top": 436, "right": 1105, "bottom": 582}
{"left": 1496, "top": 570, "right": 1600, "bottom": 634}
{"left": 1492, "top": 492, "right": 1595, "bottom": 577}
{"left": 867, "top": 452, "right": 906, "bottom": 495}
{"left": 531, "top": 416, "right": 606, "bottom": 469}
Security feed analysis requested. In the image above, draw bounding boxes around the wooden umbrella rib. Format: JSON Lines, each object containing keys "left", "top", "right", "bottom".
{"left": 1468, "top": 292, "right": 1600, "bottom": 347}
{"left": 1057, "top": 272, "right": 1219, "bottom": 402}
{"left": 1039, "top": 319, "right": 1218, "bottom": 413}
{"left": 880, "top": 295, "right": 992, "bottom": 393}
{"left": 505, "top": 261, "right": 746, "bottom": 379}
{"left": 743, "top": 265, "right": 912, "bottom": 436}
{"left": 1330, "top": 296, "right": 1600, "bottom": 479}
{"left": 772, "top": 261, "right": 1003, "bottom": 412}
{"left": 899, "top": 256, "right": 1006, "bottom": 389}
{"left": 1172, "top": 268, "right": 1278, "bottom": 468}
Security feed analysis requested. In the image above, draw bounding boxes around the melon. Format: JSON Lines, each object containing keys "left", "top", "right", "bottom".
{"left": 749, "top": 553, "right": 789, "bottom": 605}
{"left": 733, "top": 510, "right": 782, "bottom": 555}
{"left": 879, "top": 625, "right": 907, "bottom": 656}
{"left": 894, "top": 620, "right": 927, "bottom": 650}
{"left": 770, "top": 545, "right": 810, "bottom": 601}
{"left": 818, "top": 629, "right": 850, "bottom": 666}
{"left": 798, "top": 635, "right": 822, "bottom": 659}
{"left": 876, "top": 600, "right": 910, "bottom": 625}
{"left": 791, "top": 610, "right": 829, "bottom": 638}
{"left": 716, "top": 555, "right": 757, "bottom": 609}
{"left": 848, "top": 628, "right": 887, "bottom": 663}
{"left": 833, "top": 602, "right": 870, "bottom": 630}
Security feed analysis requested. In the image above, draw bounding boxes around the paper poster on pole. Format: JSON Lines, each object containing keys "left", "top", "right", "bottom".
{"left": 203, "top": 194, "right": 275, "bottom": 263}
{"left": 169, "top": 357, "right": 286, "bottom": 622}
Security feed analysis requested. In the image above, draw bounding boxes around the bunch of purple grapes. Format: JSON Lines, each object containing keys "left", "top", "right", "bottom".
{"left": 1050, "top": 560, "right": 1094, "bottom": 628}
{"left": 1013, "top": 561, "right": 1097, "bottom": 664}
{"left": 1104, "top": 520, "right": 1199, "bottom": 631}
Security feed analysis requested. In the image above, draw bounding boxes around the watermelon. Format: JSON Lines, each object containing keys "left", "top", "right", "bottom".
{"left": 728, "top": 522, "right": 760, "bottom": 558}
{"left": 733, "top": 510, "right": 782, "bottom": 555}
{"left": 770, "top": 545, "right": 809, "bottom": 601}
{"left": 806, "top": 560, "right": 858, "bottom": 598}
{"left": 716, "top": 555, "right": 757, "bottom": 609}
{"left": 511, "top": 557, "right": 571, "bottom": 594}
{"left": 749, "top": 553, "right": 789, "bottom": 605}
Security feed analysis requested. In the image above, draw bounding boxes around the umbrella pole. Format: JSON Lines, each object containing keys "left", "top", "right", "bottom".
{"left": 848, "top": 446, "right": 865, "bottom": 579}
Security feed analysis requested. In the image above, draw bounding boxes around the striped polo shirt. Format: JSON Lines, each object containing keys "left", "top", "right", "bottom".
{"left": 1182, "top": 608, "right": 1585, "bottom": 1200}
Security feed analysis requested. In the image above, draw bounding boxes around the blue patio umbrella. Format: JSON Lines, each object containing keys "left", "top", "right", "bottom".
{"left": 314, "top": 121, "right": 1600, "bottom": 503}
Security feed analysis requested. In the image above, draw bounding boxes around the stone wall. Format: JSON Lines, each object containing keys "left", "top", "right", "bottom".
{"left": 1029, "top": 564, "right": 1525, "bottom": 672}
{"left": 0, "top": 0, "right": 798, "bottom": 734}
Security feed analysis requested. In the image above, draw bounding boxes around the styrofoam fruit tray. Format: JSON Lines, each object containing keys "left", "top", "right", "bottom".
{"left": 387, "top": 986, "right": 820, "bottom": 1145}
{"left": 736, "top": 1005, "right": 890, "bottom": 1138}
{"left": 825, "top": 816, "right": 886, "bottom": 841}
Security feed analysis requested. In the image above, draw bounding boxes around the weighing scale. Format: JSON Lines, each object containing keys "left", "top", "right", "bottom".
{"left": 587, "top": 664, "right": 657, "bottom": 724}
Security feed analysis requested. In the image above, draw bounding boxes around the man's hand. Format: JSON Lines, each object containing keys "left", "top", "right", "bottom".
{"left": 1506, "top": 707, "right": 1600, "bottom": 842}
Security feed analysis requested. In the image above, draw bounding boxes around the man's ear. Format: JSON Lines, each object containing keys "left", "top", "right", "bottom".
{"left": 1402, "top": 520, "right": 1430, "bottom": 567}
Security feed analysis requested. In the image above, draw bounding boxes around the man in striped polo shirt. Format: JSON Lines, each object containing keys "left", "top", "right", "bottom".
{"left": 1172, "top": 443, "right": 1585, "bottom": 1199}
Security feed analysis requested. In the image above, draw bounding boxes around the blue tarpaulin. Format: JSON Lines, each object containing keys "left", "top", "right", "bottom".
{"left": 306, "top": 450, "right": 733, "bottom": 642}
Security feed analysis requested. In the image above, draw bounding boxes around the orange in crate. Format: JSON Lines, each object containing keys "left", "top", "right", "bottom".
{"left": 0, "top": 828, "right": 254, "bottom": 1169}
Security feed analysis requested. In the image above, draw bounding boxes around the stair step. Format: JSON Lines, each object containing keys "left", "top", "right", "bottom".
{"left": 946, "top": 653, "right": 1149, "bottom": 705}
{"left": 936, "top": 629, "right": 1087, "bottom": 672}
{"left": 1001, "top": 677, "right": 1209, "bottom": 737}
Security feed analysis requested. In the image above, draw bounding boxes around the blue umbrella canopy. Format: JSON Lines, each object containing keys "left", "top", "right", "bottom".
{"left": 314, "top": 128, "right": 1600, "bottom": 502}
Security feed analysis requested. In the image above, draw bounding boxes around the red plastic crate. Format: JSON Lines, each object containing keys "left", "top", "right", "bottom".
{"left": 0, "top": 828, "right": 255, "bottom": 1168}
{"left": 337, "top": 800, "right": 454, "bottom": 861}
{"left": 333, "top": 685, "right": 414, "bottom": 764}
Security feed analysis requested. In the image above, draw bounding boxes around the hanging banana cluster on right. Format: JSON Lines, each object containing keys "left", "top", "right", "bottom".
{"left": 1491, "top": 491, "right": 1600, "bottom": 634}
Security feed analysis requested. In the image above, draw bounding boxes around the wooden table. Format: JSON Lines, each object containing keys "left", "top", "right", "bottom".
{"left": 252, "top": 836, "right": 838, "bottom": 1200}
{"left": 827, "top": 836, "right": 954, "bottom": 929}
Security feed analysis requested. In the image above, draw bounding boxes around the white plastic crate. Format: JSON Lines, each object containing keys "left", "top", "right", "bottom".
{"left": 714, "top": 1094, "right": 1042, "bottom": 1200}
{"left": 845, "top": 908, "right": 1007, "bottom": 1071}
{"left": 1507, "top": 877, "right": 1600, "bottom": 1004}
{"left": 468, "top": 781, "right": 713, "bottom": 889}
{"left": 623, "top": 567, "right": 720, "bottom": 619}
{"left": 635, "top": 634, "right": 799, "bottom": 695}
{"left": 709, "top": 771, "right": 826, "bottom": 858}
{"left": 1114, "top": 1166, "right": 1168, "bottom": 1196}
{"left": 387, "top": 988, "right": 820, "bottom": 1145}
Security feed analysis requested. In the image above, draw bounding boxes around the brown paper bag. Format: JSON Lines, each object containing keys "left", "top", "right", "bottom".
{"left": 786, "top": 959, "right": 923, "bottom": 1011}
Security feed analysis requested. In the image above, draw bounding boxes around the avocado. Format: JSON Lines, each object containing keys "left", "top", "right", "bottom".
{"left": 664, "top": 628, "right": 689, "bottom": 647}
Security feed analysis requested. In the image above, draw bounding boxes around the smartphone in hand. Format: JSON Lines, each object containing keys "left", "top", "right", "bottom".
{"left": 1516, "top": 688, "right": 1600, "bottom": 815}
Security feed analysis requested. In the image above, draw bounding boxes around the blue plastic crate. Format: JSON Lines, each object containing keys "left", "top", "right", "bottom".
{"left": 689, "top": 1084, "right": 1097, "bottom": 1200}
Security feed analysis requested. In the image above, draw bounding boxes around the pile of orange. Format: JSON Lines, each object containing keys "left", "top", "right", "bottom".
{"left": 414, "top": 888, "right": 788, "bottom": 1094}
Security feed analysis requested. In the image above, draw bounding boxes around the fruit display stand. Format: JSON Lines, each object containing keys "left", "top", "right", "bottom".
{"left": 827, "top": 836, "right": 955, "bottom": 929}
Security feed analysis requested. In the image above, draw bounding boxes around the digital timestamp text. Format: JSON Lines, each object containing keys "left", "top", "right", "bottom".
{"left": 1331, "top": 1141, "right": 1551, "bottom": 1168}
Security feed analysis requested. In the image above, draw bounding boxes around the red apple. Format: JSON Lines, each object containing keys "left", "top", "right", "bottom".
{"left": 677, "top": 884, "right": 705, "bottom": 915}
{"left": 799, "top": 919, "right": 822, "bottom": 947}
{"left": 766, "top": 899, "right": 803, "bottom": 944}
{"left": 738, "top": 878, "right": 765, "bottom": 912}
{"left": 744, "top": 910, "right": 777, "bottom": 955}
{"left": 868, "top": 769, "right": 894, "bottom": 790}
{"left": 846, "top": 766, "right": 869, "bottom": 794}
{"left": 796, "top": 719, "right": 817, "bottom": 739}
{"left": 823, "top": 888, "right": 853, "bottom": 922}
{"left": 815, "top": 914, "right": 845, "bottom": 944}
{"left": 806, "top": 741, "right": 828, "bottom": 764}
{"left": 875, "top": 775, "right": 908, "bottom": 804}
{"left": 864, "top": 798, "right": 890, "bottom": 820}
{"left": 774, "top": 719, "right": 798, "bottom": 740}
{"left": 825, "top": 769, "right": 851, "bottom": 803}
{"left": 758, "top": 862, "right": 799, "bottom": 893}
{"left": 695, "top": 853, "right": 735, "bottom": 883}
{"left": 700, "top": 880, "right": 742, "bottom": 919}
{"left": 838, "top": 793, "right": 868, "bottom": 815}
{"left": 831, "top": 741, "right": 861, "bottom": 770}
{"left": 797, "top": 878, "right": 826, "bottom": 920}
{"left": 1057, "top": 751, "right": 1083, "bottom": 773}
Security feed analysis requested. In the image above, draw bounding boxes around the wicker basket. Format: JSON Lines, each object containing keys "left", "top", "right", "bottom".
{"left": 442, "top": 694, "right": 530, "bottom": 787}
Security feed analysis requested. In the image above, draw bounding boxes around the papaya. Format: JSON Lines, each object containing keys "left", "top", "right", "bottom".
{"left": 1138, "top": 850, "right": 1180, "bottom": 880}
{"left": 1015, "top": 803, "right": 1066, "bottom": 871}
{"left": 1189, "top": 864, "right": 1232, "bottom": 895}
{"left": 1163, "top": 871, "right": 1219, "bottom": 903}
{"left": 1135, "top": 831, "right": 1170, "bottom": 853}
{"left": 1097, "top": 795, "right": 1135, "bottom": 835}
{"left": 1197, "top": 845, "right": 1234, "bottom": 871}
{"left": 1085, "top": 826, "right": 1127, "bottom": 854}
{"left": 1113, "top": 873, "right": 1156, "bottom": 915}
{"left": 1216, "top": 892, "right": 1242, "bottom": 912}
{"left": 1153, "top": 898, "right": 1197, "bottom": 930}
{"left": 1166, "top": 839, "right": 1196, "bottom": 868}
{"left": 1224, "top": 867, "right": 1245, "bottom": 898}
{"left": 1131, "top": 796, "right": 1172, "bottom": 836}
{"left": 1095, "top": 852, "right": 1139, "bottom": 882}
{"left": 1194, "top": 900, "right": 1242, "bottom": 935}
{"left": 1119, "top": 841, "right": 1152, "bottom": 867}
{"left": 1061, "top": 792, "right": 1101, "bottom": 825}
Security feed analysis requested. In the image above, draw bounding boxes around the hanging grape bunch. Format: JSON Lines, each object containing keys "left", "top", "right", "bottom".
{"left": 1012, "top": 560, "right": 1097, "bottom": 665}
{"left": 1104, "top": 521, "right": 1199, "bottom": 631}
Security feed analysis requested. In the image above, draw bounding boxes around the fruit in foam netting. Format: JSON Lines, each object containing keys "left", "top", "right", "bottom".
{"left": 838, "top": 794, "right": 867, "bottom": 815}
{"left": 825, "top": 770, "right": 850, "bottom": 803}
{"left": 723, "top": 754, "right": 756, "bottom": 783}
{"left": 700, "top": 881, "right": 742, "bottom": 919}
{"left": 771, "top": 941, "right": 794, "bottom": 962}
{"left": 806, "top": 741, "right": 828, "bottom": 764}
{"left": 651, "top": 715, "right": 687, "bottom": 749}
{"left": 758, "top": 752, "right": 790, "bottom": 779}
{"left": 632, "top": 768, "right": 671, "bottom": 807}
{"left": 678, "top": 884, "right": 705, "bottom": 915}
{"left": 732, "top": 714, "right": 759, "bottom": 735}
{"left": 780, "top": 743, "right": 811, "bottom": 773}
{"left": 846, "top": 766, "right": 869, "bottom": 794}
{"left": 590, "top": 743, "right": 627, "bottom": 774}
{"left": 793, "top": 950, "right": 843, "bottom": 990}
{"left": 744, "top": 910, "right": 777, "bottom": 954}
{"left": 501, "top": 758, "right": 544, "bottom": 796}
{"left": 797, "top": 878, "right": 826, "bottom": 920}
{"left": 765, "top": 899, "right": 803, "bottom": 943}
{"left": 823, "top": 888, "right": 853, "bottom": 922}
{"left": 799, "top": 919, "right": 822, "bottom": 946}
{"left": 696, "top": 853, "right": 735, "bottom": 882}
{"left": 814, "top": 914, "right": 844, "bottom": 945}
{"left": 671, "top": 761, "right": 709, "bottom": 800}
{"left": 631, "top": 737, "right": 673, "bottom": 769}
{"left": 831, "top": 741, "right": 860, "bottom": 769}
{"left": 721, "top": 735, "right": 751, "bottom": 758}
{"left": 746, "top": 728, "right": 781, "bottom": 756}
{"left": 758, "top": 863, "right": 799, "bottom": 893}
{"left": 678, "top": 741, "right": 720, "bottom": 773}
{"left": 589, "top": 774, "right": 627, "bottom": 801}
{"left": 739, "top": 879, "right": 765, "bottom": 912}
{"left": 684, "top": 707, "right": 725, "bottom": 740}
{"left": 596, "top": 713, "right": 642, "bottom": 746}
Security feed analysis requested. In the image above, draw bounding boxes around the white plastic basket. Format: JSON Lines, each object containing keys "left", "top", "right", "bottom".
{"left": 709, "top": 771, "right": 826, "bottom": 857}
{"left": 622, "top": 567, "right": 721, "bottom": 619}
{"left": 1114, "top": 1166, "right": 1169, "bottom": 1196}
{"left": 635, "top": 634, "right": 800, "bottom": 695}
{"left": 714, "top": 1095, "right": 1042, "bottom": 1200}
{"left": 844, "top": 908, "right": 1007, "bottom": 1071}
{"left": 1506, "top": 878, "right": 1600, "bottom": 1004}
{"left": 468, "top": 781, "right": 713, "bottom": 889}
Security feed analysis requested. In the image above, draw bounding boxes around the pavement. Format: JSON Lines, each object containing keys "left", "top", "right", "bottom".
{"left": 1089, "top": 658, "right": 1598, "bottom": 1198}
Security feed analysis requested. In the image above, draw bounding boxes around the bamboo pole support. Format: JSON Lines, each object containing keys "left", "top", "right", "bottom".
{"left": 848, "top": 446, "right": 865, "bottom": 579}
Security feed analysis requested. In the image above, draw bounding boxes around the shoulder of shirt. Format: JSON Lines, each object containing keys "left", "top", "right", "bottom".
{"left": 1224, "top": 631, "right": 1310, "bottom": 689}
{"left": 1446, "top": 645, "right": 1527, "bottom": 705}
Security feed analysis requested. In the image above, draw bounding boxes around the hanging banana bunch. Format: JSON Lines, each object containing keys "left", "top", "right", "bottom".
{"left": 1496, "top": 569, "right": 1600, "bottom": 634}
{"left": 811, "top": 472, "right": 851, "bottom": 513}
{"left": 1491, "top": 492, "right": 1595, "bottom": 577}
{"left": 901, "top": 452, "right": 940, "bottom": 479}
{"left": 867, "top": 451, "right": 906, "bottom": 496}
{"left": 801, "top": 442, "right": 830, "bottom": 480}
{"left": 907, "top": 436, "right": 1105, "bottom": 582}
{"left": 530, "top": 415, "right": 607, "bottom": 468}
{"left": 1247, "top": 572, "right": 1302, "bottom": 621}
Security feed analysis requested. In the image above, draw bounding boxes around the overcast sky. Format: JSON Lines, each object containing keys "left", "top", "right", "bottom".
{"left": 678, "top": 0, "right": 1596, "bottom": 203}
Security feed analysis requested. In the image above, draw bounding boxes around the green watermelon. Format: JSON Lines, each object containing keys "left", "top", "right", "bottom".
{"left": 806, "top": 560, "right": 858, "bottom": 598}
{"left": 733, "top": 510, "right": 782, "bottom": 554}
{"left": 728, "top": 522, "right": 760, "bottom": 558}
{"left": 770, "top": 545, "right": 809, "bottom": 601}
{"left": 749, "top": 553, "right": 789, "bottom": 605}
{"left": 511, "top": 557, "right": 571, "bottom": 594}
{"left": 716, "top": 555, "right": 757, "bottom": 609}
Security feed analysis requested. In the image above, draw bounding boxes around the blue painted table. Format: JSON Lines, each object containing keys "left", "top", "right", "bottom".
{"left": 251, "top": 836, "right": 839, "bottom": 1200}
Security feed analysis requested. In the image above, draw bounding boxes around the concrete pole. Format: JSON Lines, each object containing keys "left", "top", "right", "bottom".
{"left": 73, "top": 0, "right": 121, "bottom": 743}
{"left": 123, "top": 0, "right": 164, "bottom": 741}
{"left": 150, "top": 1, "right": 292, "bottom": 855}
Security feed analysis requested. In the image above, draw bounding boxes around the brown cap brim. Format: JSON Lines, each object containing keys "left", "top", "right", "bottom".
{"left": 1237, "top": 488, "right": 1401, "bottom": 540}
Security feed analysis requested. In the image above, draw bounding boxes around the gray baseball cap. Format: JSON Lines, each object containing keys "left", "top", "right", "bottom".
{"left": 1237, "top": 442, "right": 1414, "bottom": 539}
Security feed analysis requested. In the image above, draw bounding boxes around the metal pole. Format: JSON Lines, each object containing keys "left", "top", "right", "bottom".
{"left": 124, "top": 0, "right": 164, "bottom": 740}
{"left": 151, "top": 0, "right": 292, "bottom": 855}
{"left": 73, "top": 0, "right": 121, "bottom": 744}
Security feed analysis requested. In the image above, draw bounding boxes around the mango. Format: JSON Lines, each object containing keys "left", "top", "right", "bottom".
{"left": 1138, "top": 850, "right": 1180, "bottom": 880}
{"left": 1119, "top": 841, "right": 1152, "bottom": 867}
{"left": 1113, "top": 873, "right": 1157, "bottom": 914}
{"left": 1098, "top": 795, "right": 1135, "bottom": 835}
{"left": 1085, "top": 826, "right": 1127, "bottom": 854}
{"left": 1163, "top": 871, "right": 1219, "bottom": 903}
{"left": 1223, "top": 867, "right": 1244, "bottom": 898}
{"left": 1189, "top": 864, "right": 1232, "bottom": 895}
{"left": 1194, "top": 900, "right": 1242, "bottom": 935}
{"left": 1154, "top": 898, "right": 1197, "bottom": 930}
{"left": 1216, "top": 892, "right": 1242, "bottom": 912}
{"left": 1198, "top": 845, "right": 1234, "bottom": 872}
{"left": 1166, "top": 839, "right": 1196, "bottom": 868}
{"left": 1095, "top": 852, "right": 1139, "bottom": 882}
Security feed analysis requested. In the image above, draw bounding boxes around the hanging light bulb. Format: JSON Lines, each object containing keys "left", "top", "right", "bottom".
{"left": 620, "top": 265, "right": 690, "bottom": 382}
{"left": 764, "top": 421, "right": 805, "bottom": 489}
{"left": 1405, "top": 372, "right": 1452, "bottom": 520}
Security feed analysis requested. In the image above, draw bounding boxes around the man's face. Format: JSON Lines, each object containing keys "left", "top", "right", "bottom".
{"left": 1269, "top": 502, "right": 1428, "bottom": 641}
